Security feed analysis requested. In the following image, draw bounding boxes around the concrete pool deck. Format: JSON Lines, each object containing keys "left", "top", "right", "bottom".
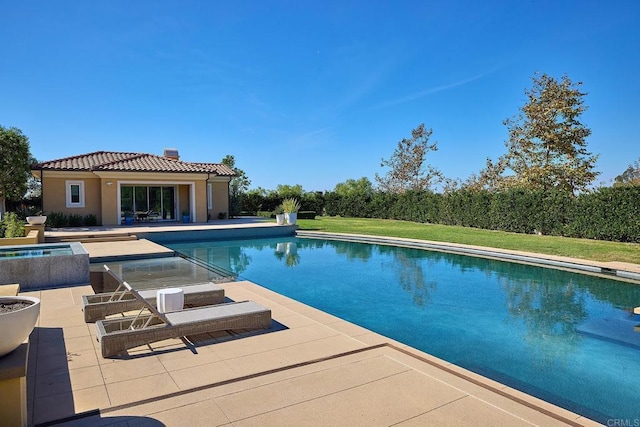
{"left": 19, "top": 221, "right": 628, "bottom": 425}
{"left": 23, "top": 281, "right": 601, "bottom": 427}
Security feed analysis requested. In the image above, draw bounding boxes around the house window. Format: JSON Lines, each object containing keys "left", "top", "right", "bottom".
{"left": 207, "top": 183, "right": 213, "bottom": 209}
{"left": 66, "top": 180, "right": 85, "bottom": 208}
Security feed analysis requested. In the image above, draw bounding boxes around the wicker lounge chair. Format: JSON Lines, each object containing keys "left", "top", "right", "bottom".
{"left": 82, "top": 265, "right": 225, "bottom": 322}
{"left": 82, "top": 282, "right": 225, "bottom": 322}
{"left": 95, "top": 280, "right": 272, "bottom": 357}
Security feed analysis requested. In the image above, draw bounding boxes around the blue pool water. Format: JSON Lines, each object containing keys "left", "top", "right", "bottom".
{"left": 0, "top": 245, "right": 73, "bottom": 259}
{"left": 163, "top": 236, "right": 640, "bottom": 423}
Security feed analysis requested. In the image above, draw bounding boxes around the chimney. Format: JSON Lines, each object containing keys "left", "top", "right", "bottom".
{"left": 163, "top": 148, "right": 179, "bottom": 160}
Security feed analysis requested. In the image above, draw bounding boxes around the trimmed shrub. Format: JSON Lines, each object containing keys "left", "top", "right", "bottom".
{"left": 84, "top": 214, "right": 98, "bottom": 226}
{"left": 297, "top": 211, "right": 316, "bottom": 220}
{"left": 321, "top": 186, "right": 640, "bottom": 243}
{"left": 46, "top": 212, "right": 67, "bottom": 228}
{"left": 68, "top": 214, "right": 83, "bottom": 227}
{"left": 257, "top": 211, "right": 274, "bottom": 218}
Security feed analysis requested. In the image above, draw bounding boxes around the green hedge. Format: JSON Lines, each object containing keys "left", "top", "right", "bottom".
{"left": 297, "top": 211, "right": 316, "bottom": 220}
{"left": 240, "top": 186, "right": 640, "bottom": 242}
{"left": 242, "top": 192, "right": 326, "bottom": 216}
{"left": 323, "top": 186, "right": 640, "bottom": 243}
{"left": 45, "top": 212, "right": 100, "bottom": 228}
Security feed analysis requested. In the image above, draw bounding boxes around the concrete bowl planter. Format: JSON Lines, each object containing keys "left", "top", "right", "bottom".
{"left": 0, "top": 296, "right": 40, "bottom": 357}
{"left": 26, "top": 215, "right": 47, "bottom": 225}
{"left": 284, "top": 212, "right": 297, "bottom": 225}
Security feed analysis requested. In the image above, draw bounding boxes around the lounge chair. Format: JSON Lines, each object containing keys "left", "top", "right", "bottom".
{"left": 82, "top": 282, "right": 225, "bottom": 322}
{"left": 95, "top": 280, "right": 272, "bottom": 357}
{"left": 81, "top": 265, "right": 225, "bottom": 322}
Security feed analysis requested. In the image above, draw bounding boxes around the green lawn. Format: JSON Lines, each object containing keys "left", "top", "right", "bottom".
{"left": 296, "top": 217, "right": 640, "bottom": 265}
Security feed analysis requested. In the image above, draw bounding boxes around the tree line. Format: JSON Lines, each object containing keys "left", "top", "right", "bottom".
{"left": 233, "top": 73, "right": 638, "bottom": 205}
{"left": 229, "top": 72, "right": 640, "bottom": 243}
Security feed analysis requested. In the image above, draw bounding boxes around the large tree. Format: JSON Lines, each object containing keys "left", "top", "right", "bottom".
{"left": 501, "top": 72, "right": 599, "bottom": 194}
{"left": 26, "top": 156, "right": 42, "bottom": 198}
{"left": 613, "top": 157, "right": 640, "bottom": 187}
{"left": 462, "top": 157, "right": 509, "bottom": 192}
{"left": 274, "top": 184, "right": 304, "bottom": 199}
{"left": 375, "top": 124, "right": 442, "bottom": 193}
{"left": 0, "top": 126, "right": 32, "bottom": 218}
{"left": 333, "top": 177, "right": 374, "bottom": 198}
{"left": 221, "top": 155, "right": 250, "bottom": 217}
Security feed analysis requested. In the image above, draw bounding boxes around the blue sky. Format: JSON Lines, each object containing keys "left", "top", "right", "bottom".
{"left": 1, "top": 1, "right": 638, "bottom": 191}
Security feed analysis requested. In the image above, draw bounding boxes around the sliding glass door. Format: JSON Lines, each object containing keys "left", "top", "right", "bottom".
{"left": 134, "top": 186, "right": 148, "bottom": 214}
{"left": 161, "top": 187, "right": 175, "bottom": 220}
{"left": 121, "top": 186, "right": 134, "bottom": 215}
{"left": 120, "top": 185, "right": 176, "bottom": 223}
{"left": 149, "top": 187, "right": 162, "bottom": 217}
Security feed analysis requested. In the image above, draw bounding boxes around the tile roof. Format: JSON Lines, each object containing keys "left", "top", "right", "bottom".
{"left": 32, "top": 151, "right": 236, "bottom": 176}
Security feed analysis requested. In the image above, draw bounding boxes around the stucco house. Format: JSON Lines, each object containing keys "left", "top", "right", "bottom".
{"left": 31, "top": 149, "right": 236, "bottom": 226}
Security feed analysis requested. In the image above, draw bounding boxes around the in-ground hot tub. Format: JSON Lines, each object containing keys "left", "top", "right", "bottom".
{"left": 0, "top": 242, "right": 90, "bottom": 290}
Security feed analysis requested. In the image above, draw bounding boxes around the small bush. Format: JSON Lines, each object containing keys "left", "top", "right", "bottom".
{"left": 2, "top": 212, "right": 25, "bottom": 238}
{"left": 68, "top": 214, "right": 83, "bottom": 227}
{"left": 47, "top": 212, "right": 68, "bottom": 228}
{"left": 84, "top": 214, "right": 98, "bottom": 226}
{"left": 297, "top": 211, "right": 316, "bottom": 220}
{"left": 257, "top": 211, "right": 273, "bottom": 218}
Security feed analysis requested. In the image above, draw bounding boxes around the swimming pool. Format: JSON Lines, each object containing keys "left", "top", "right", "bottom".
{"left": 162, "top": 235, "right": 640, "bottom": 423}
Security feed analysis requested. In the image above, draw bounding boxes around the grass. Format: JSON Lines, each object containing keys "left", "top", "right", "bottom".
{"left": 296, "top": 217, "right": 640, "bottom": 265}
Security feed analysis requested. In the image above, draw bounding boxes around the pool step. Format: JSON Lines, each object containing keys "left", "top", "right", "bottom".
{"left": 178, "top": 254, "right": 238, "bottom": 282}
{"left": 576, "top": 317, "right": 640, "bottom": 349}
{"left": 45, "top": 234, "right": 138, "bottom": 244}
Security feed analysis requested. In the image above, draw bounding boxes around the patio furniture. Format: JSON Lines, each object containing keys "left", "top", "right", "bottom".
{"left": 135, "top": 210, "right": 161, "bottom": 222}
{"left": 96, "top": 280, "right": 271, "bottom": 357}
{"left": 146, "top": 210, "right": 162, "bottom": 221}
{"left": 81, "top": 265, "right": 225, "bottom": 322}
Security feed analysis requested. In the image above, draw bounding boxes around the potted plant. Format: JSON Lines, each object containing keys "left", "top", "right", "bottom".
{"left": 281, "top": 198, "right": 300, "bottom": 225}
{"left": 182, "top": 210, "right": 190, "bottom": 223}
{"left": 274, "top": 205, "right": 285, "bottom": 225}
{"left": 123, "top": 211, "right": 134, "bottom": 225}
